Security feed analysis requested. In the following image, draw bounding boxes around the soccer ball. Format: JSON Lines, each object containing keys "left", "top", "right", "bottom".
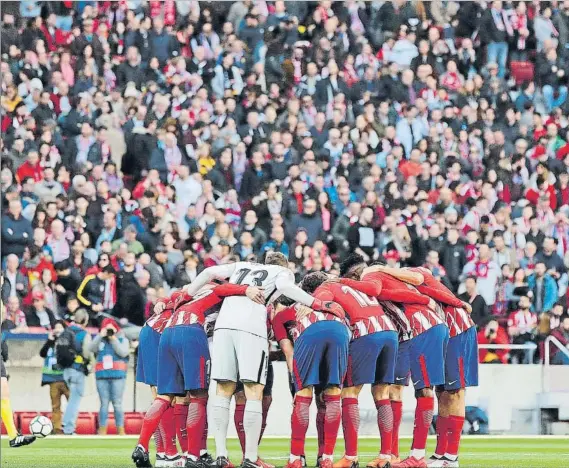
{"left": 29, "top": 415, "right": 53, "bottom": 438}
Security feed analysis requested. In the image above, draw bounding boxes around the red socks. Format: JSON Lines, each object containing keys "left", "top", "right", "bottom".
{"left": 323, "top": 394, "right": 342, "bottom": 457}
{"left": 341, "top": 398, "right": 359, "bottom": 457}
{"left": 174, "top": 403, "right": 189, "bottom": 452}
{"left": 446, "top": 416, "right": 465, "bottom": 457}
{"left": 434, "top": 416, "right": 449, "bottom": 456}
{"left": 412, "top": 397, "right": 434, "bottom": 452}
{"left": 260, "top": 396, "right": 272, "bottom": 442}
{"left": 375, "top": 399, "right": 393, "bottom": 456}
{"left": 234, "top": 403, "right": 246, "bottom": 454}
{"left": 187, "top": 397, "right": 208, "bottom": 458}
{"left": 390, "top": 400, "right": 403, "bottom": 457}
{"left": 316, "top": 395, "right": 326, "bottom": 457}
{"left": 138, "top": 399, "right": 170, "bottom": 452}
{"left": 161, "top": 406, "right": 178, "bottom": 456}
{"left": 154, "top": 427, "right": 164, "bottom": 454}
{"left": 291, "top": 395, "right": 311, "bottom": 456}
{"left": 201, "top": 417, "right": 208, "bottom": 453}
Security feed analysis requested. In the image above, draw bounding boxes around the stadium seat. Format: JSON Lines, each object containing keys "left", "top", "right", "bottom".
{"left": 105, "top": 413, "right": 118, "bottom": 435}
{"left": 124, "top": 412, "right": 144, "bottom": 435}
{"left": 510, "top": 61, "right": 535, "bottom": 86}
{"left": 75, "top": 413, "right": 97, "bottom": 435}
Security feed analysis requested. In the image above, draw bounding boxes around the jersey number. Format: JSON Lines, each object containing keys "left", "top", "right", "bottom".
{"left": 235, "top": 268, "right": 268, "bottom": 286}
{"left": 341, "top": 286, "right": 379, "bottom": 307}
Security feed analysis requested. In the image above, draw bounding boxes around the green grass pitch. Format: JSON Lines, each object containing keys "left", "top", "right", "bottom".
{"left": 1, "top": 436, "right": 568, "bottom": 467}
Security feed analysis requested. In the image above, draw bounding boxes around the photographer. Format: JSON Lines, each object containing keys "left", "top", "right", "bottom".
{"left": 89, "top": 318, "right": 129, "bottom": 435}
{"left": 477, "top": 319, "right": 510, "bottom": 364}
{"left": 39, "top": 320, "right": 69, "bottom": 434}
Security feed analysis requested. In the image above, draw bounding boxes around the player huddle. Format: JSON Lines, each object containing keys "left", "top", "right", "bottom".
{"left": 132, "top": 251, "right": 478, "bottom": 468}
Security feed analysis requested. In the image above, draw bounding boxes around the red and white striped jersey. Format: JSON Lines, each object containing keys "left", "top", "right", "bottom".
{"left": 166, "top": 283, "right": 249, "bottom": 328}
{"left": 272, "top": 304, "right": 347, "bottom": 343}
{"left": 444, "top": 305, "right": 475, "bottom": 338}
{"left": 381, "top": 301, "right": 414, "bottom": 341}
{"left": 409, "top": 308, "right": 446, "bottom": 335}
{"left": 312, "top": 279, "right": 396, "bottom": 339}
{"left": 145, "top": 290, "right": 193, "bottom": 333}
{"left": 146, "top": 310, "right": 174, "bottom": 334}
{"left": 351, "top": 315, "right": 397, "bottom": 339}
{"left": 507, "top": 309, "right": 538, "bottom": 335}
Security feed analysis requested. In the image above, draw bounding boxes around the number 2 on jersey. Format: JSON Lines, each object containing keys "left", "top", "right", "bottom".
{"left": 235, "top": 268, "right": 269, "bottom": 286}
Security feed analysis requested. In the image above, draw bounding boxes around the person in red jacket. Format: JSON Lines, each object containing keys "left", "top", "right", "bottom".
{"left": 16, "top": 150, "right": 43, "bottom": 183}
{"left": 525, "top": 175, "right": 557, "bottom": 211}
{"left": 477, "top": 320, "right": 509, "bottom": 364}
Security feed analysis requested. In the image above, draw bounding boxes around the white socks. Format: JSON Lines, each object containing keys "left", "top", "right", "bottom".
{"left": 211, "top": 395, "right": 231, "bottom": 458}
{"left": 243, "top": 400, "right": 263, "bottom": 462}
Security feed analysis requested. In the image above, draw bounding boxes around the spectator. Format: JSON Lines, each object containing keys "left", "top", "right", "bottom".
{"left": 462, "top": 244, "right": 502, "bottom": 307}
{"left": 1, "top": 296, "right": 28, "bottom": 333}
{"left": 77, "top": 265, "right": 117, "bottom": 321}
{"left": 287, "top": 198, "right": 323, "bottom": 247}
{"left": 441, "top": 228, "right": 466, "bottom": 292}
{"left": 507, "top": 295, "right": 538, "bottom": 364}
{"left": 25, "top": 291, "right": 56, "bottom": 329}
{"left": 459, "top": 276, "right": 489, "bottom": 327}
{"left": 347, "top": 206, "right": 377, "bottom": 263}
{"left": 113, "top": 269, "right": 149, "bottom": 327}
{"left": 89, "top": 318, "right": 129, "bottom": 435}
{"left": 549, "top": 315, "right": 569, "bottom": 365}
{"left": 62, "top": 309, "right": 92, "bottom": 436}
{"left": 528, "top": 262, "right": 558, "bottom": 314}
{"left": 1, "top": 254, "right": 29, "bottom": 303}
{"left": 39, "top": 320, "right": 69, "bottom": 434}
{"left": 1, "top": 199, "right": 33, "bottom": 261}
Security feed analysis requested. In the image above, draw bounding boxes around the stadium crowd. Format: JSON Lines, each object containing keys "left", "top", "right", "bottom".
{"left": 1, "top": 0, "right": 569, "bottom": 368}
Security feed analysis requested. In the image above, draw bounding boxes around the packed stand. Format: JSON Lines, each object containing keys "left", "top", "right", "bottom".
{"left": 1, "top": 0, "right": 569, "bottom": 365}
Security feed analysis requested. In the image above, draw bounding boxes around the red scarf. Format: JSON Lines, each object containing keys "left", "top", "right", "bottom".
{"left": 513, "top": 13, "right": 528, "bottom": 49}
{"left": 475, "top": 260, "right": 490, "bottom": 279}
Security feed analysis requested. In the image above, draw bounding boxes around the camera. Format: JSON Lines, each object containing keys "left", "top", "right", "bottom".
{"left": 106, "top": 328, "right": 115, "bottom": 337}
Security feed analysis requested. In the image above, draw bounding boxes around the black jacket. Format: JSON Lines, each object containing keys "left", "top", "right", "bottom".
{"left": 441, "top": 242, "right": 467, "bottom": 287}
{"left": 458, "top": 293, "right": 489, "bottom": 327}
{"left": 1, "top": 213, "right": 33, "bottom": 258}
{"left": 239, "top": 165, "right": 273, "bottom": 202}
{"left": 116, "top": 61, "right": 145, "bottom": 90}
{"left": 25, "top": 308, "right": 57, "bottom": 329}
{"left": 113, "top": 281, "right": 146, "bottom": 326}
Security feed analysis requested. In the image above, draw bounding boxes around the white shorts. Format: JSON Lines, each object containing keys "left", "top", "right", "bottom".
{"left": 211, "top": 329, "right": 269, "bottom": 385}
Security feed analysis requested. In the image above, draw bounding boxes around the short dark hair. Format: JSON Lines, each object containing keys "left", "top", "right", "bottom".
{"left": 301, "top": 272, "right": 328, "bottom": 294}
{"left": 339, "top": 253, "right": 366, "bottom": 277}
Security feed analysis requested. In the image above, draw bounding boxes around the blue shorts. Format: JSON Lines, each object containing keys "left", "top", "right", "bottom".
{"left": 409, "top": 324, "right": 449, "bottom": 390}
{"left": 439, "top": 326, "right": 479, "bottom": 391}
{"left": 136, "top": 326, "right": 161, "bottom": 386}
{"left": 292, "top": 321, "right": 350, "bottom": 393}
{"left": 345, "top": 331, "right": 398, "bottom": 387}
{"left": 157, "top": 324, "right": 210, "bottom": 395}
{"left": 394, "top": 339, "right": 411, "bottom": 386}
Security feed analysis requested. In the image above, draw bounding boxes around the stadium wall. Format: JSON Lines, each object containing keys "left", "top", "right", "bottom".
{"left": 7, "top": 362, "right": 569, "bottom": 435}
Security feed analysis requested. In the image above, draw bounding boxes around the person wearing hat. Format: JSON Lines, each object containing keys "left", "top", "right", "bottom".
{"left": 25, "top": 290, "right": 56, "bottom": 329}
{"left": 89, "top": 317, "right": 130, "bottom": 435}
